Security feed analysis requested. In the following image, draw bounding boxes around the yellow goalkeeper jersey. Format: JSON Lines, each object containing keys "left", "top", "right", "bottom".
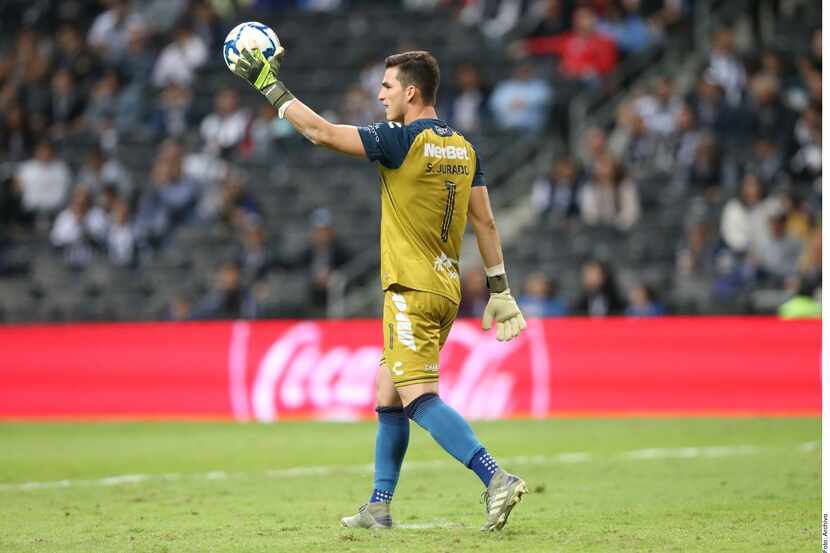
{"left": 357, "top": 118, "right": 485, "bottom": 305}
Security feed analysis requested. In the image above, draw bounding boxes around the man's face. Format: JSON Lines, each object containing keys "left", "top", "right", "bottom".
{"left": 378, "top": 67, "right": 410, "bottom": 122}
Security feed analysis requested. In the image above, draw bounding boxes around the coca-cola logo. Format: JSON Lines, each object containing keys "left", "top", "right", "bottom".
{"left": 228, "top": 320, "right": 550, "bottom": 422}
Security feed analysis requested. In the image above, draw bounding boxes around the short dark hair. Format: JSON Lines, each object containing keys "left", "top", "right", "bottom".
{"left": 384, "top": 51, "right": 440, "bottom": 106}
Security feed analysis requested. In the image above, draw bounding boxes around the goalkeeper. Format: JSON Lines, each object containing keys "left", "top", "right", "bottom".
{"left": 232, "top": 46, "right": 528, "bottom": 531}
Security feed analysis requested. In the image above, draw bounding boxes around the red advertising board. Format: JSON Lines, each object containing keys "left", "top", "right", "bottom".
{"left": 0, "top": 318, "right": 820, "bottom": 420}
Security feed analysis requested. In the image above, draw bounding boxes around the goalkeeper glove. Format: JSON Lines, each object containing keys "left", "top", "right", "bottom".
{"left": 482, "top": 272, "right": 527, "bottom": 342}
{"left": 232, "top": 47, "right": 295, "bottom": 116}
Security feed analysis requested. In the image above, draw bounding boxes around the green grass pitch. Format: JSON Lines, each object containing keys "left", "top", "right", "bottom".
{"left": 0, "top": 417, "right": 819, "bottom": 552}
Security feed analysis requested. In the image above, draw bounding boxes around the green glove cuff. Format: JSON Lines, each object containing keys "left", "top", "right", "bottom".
{"left": 486, "top": 273, "right": 509, "bottom": 294}
{"left": 261, "top": 80, "right": 295, "bottom": 112}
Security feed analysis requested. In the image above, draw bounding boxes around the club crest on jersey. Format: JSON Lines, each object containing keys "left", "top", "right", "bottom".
{"left": 433, "top": 252, "right": 459, "bottom": 280}
{"left": 423, "top": 143, "right": 469, "bottom": 160}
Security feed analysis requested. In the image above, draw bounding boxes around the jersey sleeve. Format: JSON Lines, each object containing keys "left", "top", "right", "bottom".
{"left": 472, "top": 144, "right": 486, "bottom": 187}
{"left": 357, "top": 122, "right": 411, "bottom": 169}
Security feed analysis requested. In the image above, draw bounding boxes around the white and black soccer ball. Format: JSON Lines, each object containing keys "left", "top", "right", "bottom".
{"left": 223, "top": 22, "right": 280, "bottom": 71}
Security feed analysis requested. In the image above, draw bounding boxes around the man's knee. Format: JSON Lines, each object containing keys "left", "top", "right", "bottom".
{"left": 376, "top": 365, "right": 402, "bottom": 408}
{"left": 402, "top": 392, "right": 439, "bottom": 420}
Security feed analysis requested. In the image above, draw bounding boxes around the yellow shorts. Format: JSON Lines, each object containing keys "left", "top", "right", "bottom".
{"left": 380, "top": 284, "right": 458, "bottom": 387}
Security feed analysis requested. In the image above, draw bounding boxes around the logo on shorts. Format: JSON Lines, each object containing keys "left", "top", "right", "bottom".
{"left": 392, "top": 361, "right": 405, "bottom": 376}
{"left": 391, "top": 293, "right": 417, "bottom": 352}
{"left": 424, "top": 363, "right": 439, "bottom": 373}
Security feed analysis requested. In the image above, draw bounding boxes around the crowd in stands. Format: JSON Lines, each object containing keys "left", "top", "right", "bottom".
{"left": 0, "top": 0, "right": 358, "bottom": 320}
{"left": 515, "top": 22, "right": 821, "bottom": 317}
{"left": 0, "top": 0, "right": 821, "bottom": 321}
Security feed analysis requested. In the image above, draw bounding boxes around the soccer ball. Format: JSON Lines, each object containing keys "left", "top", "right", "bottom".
{"left": 223, "top": 22, "right": 280, "bottom": 71}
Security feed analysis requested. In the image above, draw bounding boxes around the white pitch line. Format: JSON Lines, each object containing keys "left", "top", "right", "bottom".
{"left": 395, "top": 521, "right": 465, "bottom": 530}
{"left": 620, "top": 445, "right": 761, "bottom": 461}
{"left": 0, "top": 442, "right": 817, "bottom": 494}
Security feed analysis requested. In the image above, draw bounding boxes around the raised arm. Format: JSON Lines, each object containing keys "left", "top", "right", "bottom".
{"left": 231, "top": 48, "right": 366, "bottom": 157}
{"left": 468, "top": 186, "right": 527, "bottom": 341}
{"left": 282, "top": 100, "right": 366, "bottom": 157}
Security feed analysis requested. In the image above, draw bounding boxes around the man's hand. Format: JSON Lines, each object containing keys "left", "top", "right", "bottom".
{"left": 231, "top": 47, "right": 294, "bottom": 114}
{"left": 482, "top": 290, "right": 527, "bottom": 342}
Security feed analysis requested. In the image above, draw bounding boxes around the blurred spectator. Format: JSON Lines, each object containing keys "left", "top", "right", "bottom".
{"left": 215, "top": 171, "right": 261, "bottom": 230}
{"left": 789, "top": 101, "right": 821, "bottom": 189}
{"left": 50, "top": 187, "right": 108, "bottom": 268}
{"left": 14, "top": 140, "right": 71, "bottom": 220}
{"left": 744, "top": 137, "right": 783, "bottom": 188}
{"left": 77, "top": 145, "right": 132, "bottom": 197}
{"left": 192, "top": 259, "right": 257, "bottom": 320}
{"left": 0, "top": 175, "right": 27, "bottom": 230}
{"left": 134, "top": 159, "right": 173, "bottom": 247}
{"left": 633, "top": 76, "right": 680, "bottom": 137}
{"left": 625, "top": 284, "right": 664, "bottom": 317}
{"left": 798, "top": 227, "right": 821, "bottom": 287}
{"left": 719, "top": 173, "right": 777, "bottom": 255}
{"left": 200, "top": 88, "right": 250, "bottom": 157}
{"left": 687, "top": 71, "right": 731, "bottom": 138}
{"left": 150, "top": 83, "right": 195, "bottom": 138}
{"left": 531, "top": 157, "right": 581, "bottom": 222}
{"left": 489, "top": 63, "right": 553, "bottom": 132}
{"left": 658, "top": 103, "right": 700, "bottom": 175}
{"left": 445, "top": 64, "right": 489, "bottom": 134}
{"left": 705, "top": 27, "right": 746, "bottom": 106}
{"left": 46, "top": 68, "right": 86, "bottom": 141}
{"left": 107, "top": 196, "right": 137, "bottom": 267}
{"left": 0, "top": 104, "right": 34, "bottom": 163}
{"left": 134, "top": 0, "right": 189, "bottom": 33}
{"left": 573, "top": 259, "right": 626, "bottom": 316}
{"left": 676, "top": 221, "right": 717, "bottom": 279}
{"left": 597, "top": 0, "right": 657, "bottom": 55}
{"left": 797, "top": 28, "right": 821, "bottom": 102}
{"left": 280, "top": 209, "right": 350, "bottom": 316}
{"left": 518, "top": 272, "right": 567, "bottom": 317}
{"left": 520, "top": 0, "right": 569, "bottom": 39}
{"left": 134, "top": 143, "right": 199, "bottom": 246}
{"left": 119, "top": 24, "right": 154, "bottom": 85}
{"left": 746, "top": 72, "right": 795, "bottom": 147}
{"left": 780, "top": 191, "right": 812, "bottom": 242}
{"left": 155, "top": 140, "right": 199, "bottom": 222}
{"left": 1, "top": 28, "right": 51, "bottom": 97}
{"left": 673, "top": 221, "right": 718, "bottom": 312}
{"left": 241, "top": 104, "right": 280, "bottom": 160}
{"left": 237, "top": 219, "right": 279, "bottom": 283}
{"left": 115, "top": 25, "right": 154, "bottom": 131}
{"left": 755, "top": 212, "right": 802, "bottom": 281}
{"left": 87, "top": 0, "right": 144, "bottom": 63}
{"left": 152, "top": 19, "right": 208, "bottom": 88}
{"left": 685, "top": 132, "right": 722, "bottom": 196}
{"left": 190, "top": 0, "right": 224, "bottom": 50}
{"left": 523, "top": 6, "right": 618, "bottom": 84}
{"left": 578, "top": 125, "right": 608, "bottom": 168}
{"left": 579, "top": 155, "right": 640, "bottom": 230}
{"left": 458, "top": 268, "right": 489, "bottom": 318}
{"left": 54, "top": 24, "right": 99, "bottom": 85}
{"left": 84, "top": 69, "right": 123, "bottom": 138}
{"left": 613, "top": 105, "right": 658, "bottom": 175}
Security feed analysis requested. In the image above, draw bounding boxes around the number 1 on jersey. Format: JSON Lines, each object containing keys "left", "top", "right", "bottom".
{"left": 441, "top": 180, "right": 456, "bottom": 243}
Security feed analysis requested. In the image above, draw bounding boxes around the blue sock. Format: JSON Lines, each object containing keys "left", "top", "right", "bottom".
{"left": 467, "top": 447, "right": 499, "bottom": 486}
{"left": 405, "top": 393, "right": 494, "bottom": 485}
{"left": 370, "top": 406, "right": 409, "bottom": 504}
